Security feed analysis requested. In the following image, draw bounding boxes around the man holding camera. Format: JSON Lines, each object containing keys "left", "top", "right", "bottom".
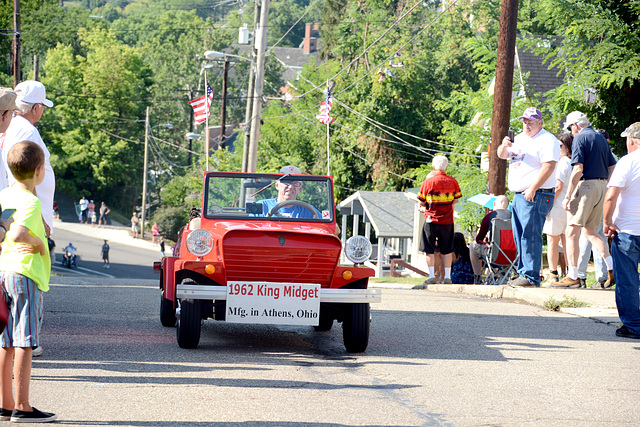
{"left": 498, "top": 107, "right": 560, "bottom": 287}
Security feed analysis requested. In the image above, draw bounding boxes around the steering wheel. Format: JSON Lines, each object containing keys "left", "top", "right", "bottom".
{"left": 267, "top": 200, "right": 319, "bottom": 219}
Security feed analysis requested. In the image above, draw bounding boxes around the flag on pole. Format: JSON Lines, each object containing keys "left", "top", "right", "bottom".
{"left": 316, "top": 86, "right": 335, "bottom": 125}
{"left": 189, "top": 84, "right": 214, "bottom": 125}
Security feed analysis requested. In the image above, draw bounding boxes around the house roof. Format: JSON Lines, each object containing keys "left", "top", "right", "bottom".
{"left": 515, "top": 37, "right": 565, "bottom": 101}
{"left": 337, "top": 191, "right": 415, "bottom": 238}
{"left": 229, "top": 45, "right": 321, "bottom": 84}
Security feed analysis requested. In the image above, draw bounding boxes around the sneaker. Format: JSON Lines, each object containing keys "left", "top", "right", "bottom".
{"left": 551, "top": 276, "right": 581, "bottom": 288}
{"left": 615, "top": 326, "right": 640, "bottom": 339}
{"left": 442, "top": 278, "right": 452, "bottom": 284}
{"left": 10, "top": 407, "right": 57, "bottom": 423}
{"left": 412, "top": 281, "right": 427, "bottom": 290}
{"left": 0, "top": 408, "right": 12, "bottom": 421}
{"left": 32, "top": 346, "right": 43, "bottom": 357}
{"left": 508, "top": 276, "right": 534, "bottom": 287}
{"left": 546, "top": 273, "right": 559, "bottom": 283}
{"left": 591, "top": 280, "right": 606, "bottom": 290}
{"left": 426, "top": 277, "right": 438, "bottom": 285}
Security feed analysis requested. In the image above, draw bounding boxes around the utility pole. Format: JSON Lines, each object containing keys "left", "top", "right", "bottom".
{"left": 242, "top": 0, "right": 259, "bottom": 172}
{"left": 247, "top": 0, "right": 270, "bottom": 173}
{"left": 220, "top": 57, "right": 229, "bottom": 150}
{"left": 33, "top": 54, "right": 39, "bottom": 81}
{"left": 488, "top": 0, "right": 519, "bottom": 196}
{"left": 141, "top": 106, "right": 150, "bottom": 239}
{"left": 188, "top": 88, "right": 194, "bottom": 167}
{"left": 12, "top": 0, "right": 20, "bottom": 87}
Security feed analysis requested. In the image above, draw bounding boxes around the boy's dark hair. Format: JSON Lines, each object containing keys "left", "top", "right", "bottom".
{"left": 7, "top": 140, "right": 44, "bottom": 180}
{"left": 453, "top": 232, "right": 470, "bottom": 262}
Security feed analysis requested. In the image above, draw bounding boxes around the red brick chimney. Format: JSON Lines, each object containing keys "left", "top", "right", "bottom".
{"left": 303, "top": 23, "right": 318, "bottom": 54}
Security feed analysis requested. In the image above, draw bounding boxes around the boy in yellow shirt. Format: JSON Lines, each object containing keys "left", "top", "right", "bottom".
{"left": 0, "top": 141, "right": 56, "bottom": 423}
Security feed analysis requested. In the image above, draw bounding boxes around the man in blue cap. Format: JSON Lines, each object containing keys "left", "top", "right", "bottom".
{"left": 497, "top": 107, "right": 560, "bottom": 287}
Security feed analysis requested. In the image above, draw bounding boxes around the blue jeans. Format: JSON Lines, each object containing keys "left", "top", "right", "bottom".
{"left": 512, "top": 191, "right": 555, "bottom": 286}
{"left": 611, "top": 232, "right": 640, "bottom": 335}
{"left": 577, "top": 222, "right": 607, "bottom": 281}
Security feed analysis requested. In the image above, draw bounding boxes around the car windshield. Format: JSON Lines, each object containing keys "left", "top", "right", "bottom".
{"left": 203, "top": 172, "right": 334, "bottom": 222}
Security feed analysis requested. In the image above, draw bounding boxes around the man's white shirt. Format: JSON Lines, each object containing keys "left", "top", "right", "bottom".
{"left": 506, "top": 128, "right": 560, "bottom": 193}
{"left": 0, "top": 115, "right": 56, "bottom": 230}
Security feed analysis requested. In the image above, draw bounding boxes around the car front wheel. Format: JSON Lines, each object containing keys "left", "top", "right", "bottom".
{"left": 176, "top": 298, "right": 202, "bottom": 349}
{"left": 342, "top": 303, "right": 370, "bottom": 353}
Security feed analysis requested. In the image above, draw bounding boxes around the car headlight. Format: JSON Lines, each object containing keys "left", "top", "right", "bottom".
{"left": 186, "top": 229, "right": 213, "bottom": 256}
{"left": 345, "top": 235, "right": 372, "bottom": 264}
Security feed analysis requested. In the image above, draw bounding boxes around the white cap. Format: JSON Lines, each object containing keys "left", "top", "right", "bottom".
{"left": 279, "top": 165, "right": 301, "bottom": 174}
{"left": 15, "top": 80, "right": 54, "bottom": 108}
{"left": 564, "top": 111, "right": 588, "bottom": 130}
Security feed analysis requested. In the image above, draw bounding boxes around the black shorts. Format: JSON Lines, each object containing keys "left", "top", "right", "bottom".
{"left": 419, "top": 222, "right": 455, "bottom": 255}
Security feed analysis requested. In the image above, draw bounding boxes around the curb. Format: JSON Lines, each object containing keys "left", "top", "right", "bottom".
{"left": 372, "top": 282, "right": 621, "bottom": 326}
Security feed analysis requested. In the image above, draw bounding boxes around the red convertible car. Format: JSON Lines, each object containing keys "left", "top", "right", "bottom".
{"left": 155, "top": 171, "right": 380, "bottom": 352}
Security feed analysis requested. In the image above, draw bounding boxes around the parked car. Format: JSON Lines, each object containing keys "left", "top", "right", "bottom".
{"left": 155, "top": 171, "right": 380, "bottom": 352}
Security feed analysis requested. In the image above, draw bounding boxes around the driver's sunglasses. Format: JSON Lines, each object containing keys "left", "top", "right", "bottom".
{"left": 282, "top": 181, "right": 302, "bottom": 188}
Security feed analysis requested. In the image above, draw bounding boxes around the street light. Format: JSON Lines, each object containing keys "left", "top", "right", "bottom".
{"left": 141, "top": 110, "right": 173, "bottom": 239}
{"left": 203, "top": 50, "right": 254, "bottom": 172}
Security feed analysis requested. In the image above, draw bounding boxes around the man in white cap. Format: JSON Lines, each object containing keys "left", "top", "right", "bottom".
{"left": 0, "top": 80, "right": 55, "bottom": 238}
{"left": 0, "top": 88, "right": 19, "bottom": 244}
{"left": 555, "top": 111, "right": 617, "bottom": 288}
{"left": 603, "top": 122, "right": 640, "bottom": 339}
{"left": 497, "top": 107, "right": 560, "bottom": 287}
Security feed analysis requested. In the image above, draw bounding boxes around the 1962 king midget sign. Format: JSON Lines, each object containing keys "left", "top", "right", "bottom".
{"left": 155, "top": 170, "right": 381, "bottom": 352}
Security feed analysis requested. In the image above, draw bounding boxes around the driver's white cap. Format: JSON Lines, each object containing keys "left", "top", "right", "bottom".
{"left": 279, "top": 165, "right": 301, "bottom": 174}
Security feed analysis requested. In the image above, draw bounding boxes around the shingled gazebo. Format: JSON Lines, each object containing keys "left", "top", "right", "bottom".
{"left": 338, "top": 191, "right": 417, "bottom": 277}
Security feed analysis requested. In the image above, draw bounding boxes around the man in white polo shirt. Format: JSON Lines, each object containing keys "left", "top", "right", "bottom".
{"left": 0, "top": 80, "right": 55, "bottom": 237}
{"left": 498, "top": 107, "right": 560, "bottom": 287}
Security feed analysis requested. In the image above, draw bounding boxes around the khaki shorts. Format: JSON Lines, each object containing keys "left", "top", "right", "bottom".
{"left": 470, "top": 241, "right": 488, "bottom": 258}
{"left": 567, "top": 179, "right": 607, "bottom": 228}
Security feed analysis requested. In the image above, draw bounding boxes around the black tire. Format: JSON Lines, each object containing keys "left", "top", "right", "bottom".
{"left": 160, "top": 292, "right": 176, "bottom": 327}
{"left": 342, "top": 303, "right": 370, "bottom": 353}
{"left": 314, "top": 308, "right": 333, "bottom": 331}
{"left": 176, "top": 298, "right": 202, "bottom": 349}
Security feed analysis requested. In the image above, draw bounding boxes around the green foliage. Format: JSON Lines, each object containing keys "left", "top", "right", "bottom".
{"left": 153, "top": 205, "right": 189, "bottom": 242}
{"left": 544, "top": 295, "right": 589, "bottom": 311}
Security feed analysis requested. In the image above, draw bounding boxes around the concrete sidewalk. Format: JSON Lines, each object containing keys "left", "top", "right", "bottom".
{"left": 373, "top": 281, "right": 621, "bottom": 326}
{"left": 52, "top": 218, "right": 158, "bottom": 253}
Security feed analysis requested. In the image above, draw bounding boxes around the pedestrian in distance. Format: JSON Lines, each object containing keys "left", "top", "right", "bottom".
{"left": 131, "top": 213, "right": 139, "bottom": 239}
{"left": 0, "top": 81, "right": 55, "bottom": 238}
{"left": 99, "top": 202, "right": 110, "bottom": 226}
{"left": 497, "top": 107, "right": 560, "bottom": 287}
{"left": 0, "top": 141, "right": 57, "bottom": 423}
{"left": 159, "top": 236, "right": 165, "bottom": 258}
{"left": 101, "top": 239, "right": 110, "bottom": 269}
{"left": 603, "top": 122, "right": 640, "bottom": 339}
{"left": 78, "top": 196, "right": 88, "bottom": 224}
{"left": 417, "top": 155, "right": 462, "bottom": 285}
{"left": 555, "top": 111, "right": 617, "bottom": 288}
{"left": 152, "top": 221, "right": 159, "bottom": 246}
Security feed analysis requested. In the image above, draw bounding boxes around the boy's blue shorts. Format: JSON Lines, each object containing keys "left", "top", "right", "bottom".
{"left": 1, "top": 272, "right": 43, "bottom": 348}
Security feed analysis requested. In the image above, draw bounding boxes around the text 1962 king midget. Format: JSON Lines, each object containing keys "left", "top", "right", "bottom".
{"left": 155, "top": 170, "right": 381, "bottom": 352}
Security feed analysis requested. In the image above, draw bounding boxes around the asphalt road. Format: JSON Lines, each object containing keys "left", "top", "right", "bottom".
{"left": 31, "top": 279, "right": 640, "bottom": 426}
{"left": 50, "top": 227, "right": 158, "bottom": 280}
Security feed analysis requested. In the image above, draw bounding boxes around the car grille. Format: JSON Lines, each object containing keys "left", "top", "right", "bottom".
{"left": 223, "top": 230, "right": 341, "bottom": 286}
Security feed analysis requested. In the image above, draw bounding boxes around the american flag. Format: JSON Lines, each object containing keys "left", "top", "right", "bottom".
{"left": 189, "top": 84, "right": 214, "bottom": 125}
{"left": 316, "top": 87, "right": 335, "bottom": 125}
